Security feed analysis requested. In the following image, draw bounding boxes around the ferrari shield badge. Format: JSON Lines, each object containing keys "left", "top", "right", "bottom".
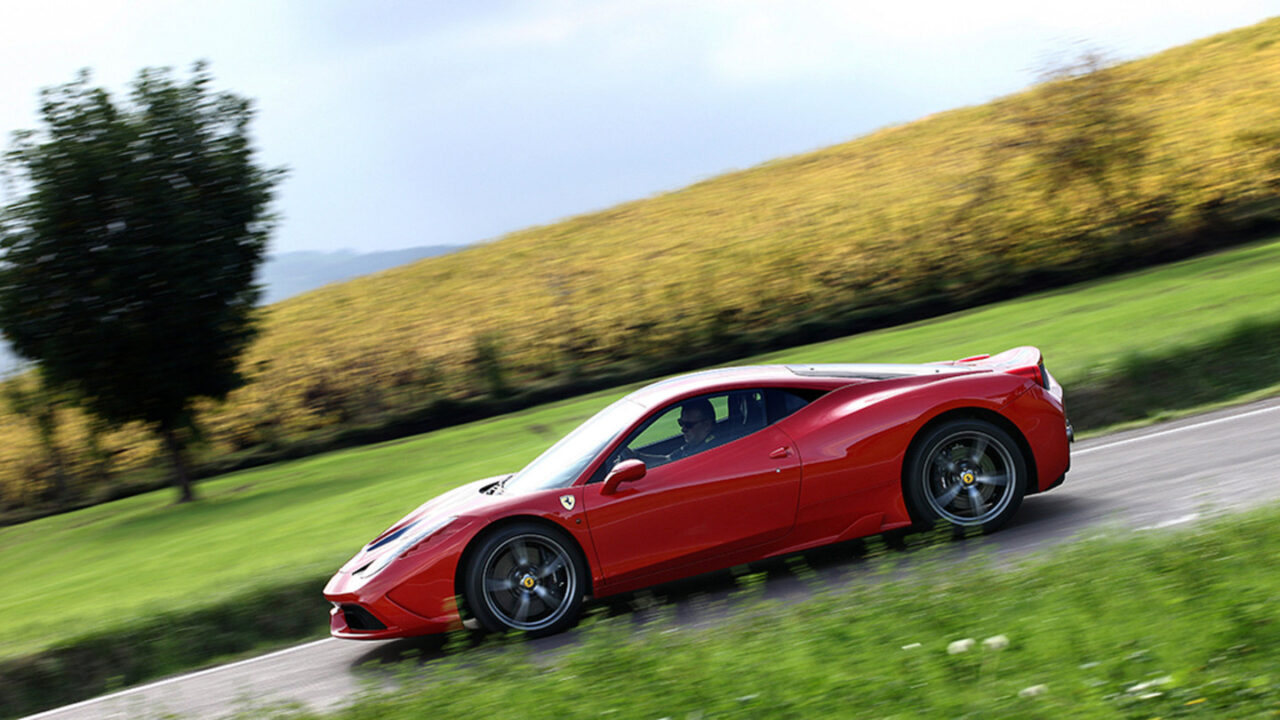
{"left": 559, "top": 494, "right": 575, "bottom": 511}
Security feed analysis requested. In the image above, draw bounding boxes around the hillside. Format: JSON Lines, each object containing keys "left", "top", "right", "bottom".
{"left": 2, "top": 18, "right": 1280, "bottom": 509}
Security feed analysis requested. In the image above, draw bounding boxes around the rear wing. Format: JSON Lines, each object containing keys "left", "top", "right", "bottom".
{"left": 946, "top": 346, "right": 1061, "bottom": 399}
{"left": 785, "top": 345, "right": 1061, "bottom": 400}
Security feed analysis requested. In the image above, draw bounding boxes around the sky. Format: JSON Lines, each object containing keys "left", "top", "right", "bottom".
{"left": 2, "top": 1, "right": 1278, "bottom": 255}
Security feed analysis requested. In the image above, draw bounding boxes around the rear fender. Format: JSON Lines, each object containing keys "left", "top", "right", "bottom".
{"left": 776, "top": 371, "right": 1033, "bottom": 535}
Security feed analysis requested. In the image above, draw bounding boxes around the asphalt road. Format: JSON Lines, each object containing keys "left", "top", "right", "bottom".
{"left": 26, "top": 396, "right": 1280, "bottom": 720}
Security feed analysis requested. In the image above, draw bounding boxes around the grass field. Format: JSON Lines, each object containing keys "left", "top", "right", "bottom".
{"left": 748, "top": 233, "right": 1280, "bottom": 375}
{"left": 4, "top": 234, "right": 1280, "bottom": 671}
{"left": 277, "top": 503, "right": 1280, "bottom": 719}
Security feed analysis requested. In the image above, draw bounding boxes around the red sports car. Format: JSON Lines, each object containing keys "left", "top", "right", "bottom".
{"left": 324, "top": 347, "right": 1071, "bottom": 638}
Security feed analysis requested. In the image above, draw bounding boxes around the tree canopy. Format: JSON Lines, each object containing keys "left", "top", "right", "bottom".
{"left": 0, "top": 64, "right": 283, "bottom": 502}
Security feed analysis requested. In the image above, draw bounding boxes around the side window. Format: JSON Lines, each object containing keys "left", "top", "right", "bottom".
{"left": 623, "top": 395, "right": 727, "bottom": 469}
{"left": 765, "top": 388, "right": 821, "bottom": 424}
{"left": 597, "top": 390, "right": 769, "bottom": 477}
{"left": 590, "top": 387, "right": 821, "bottom": 483}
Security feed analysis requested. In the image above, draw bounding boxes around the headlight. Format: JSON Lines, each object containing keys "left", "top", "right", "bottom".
{"left": 359, "top": 515, "right": 457, "bottom": 579}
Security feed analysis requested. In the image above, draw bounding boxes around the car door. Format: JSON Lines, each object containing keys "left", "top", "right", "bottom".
{"left": 581, "top": 390, "right": 802, "bottom": 587}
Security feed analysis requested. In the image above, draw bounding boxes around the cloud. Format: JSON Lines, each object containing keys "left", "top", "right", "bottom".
{"left": 696, "top": 0, "right": 1280, "bottom": 85}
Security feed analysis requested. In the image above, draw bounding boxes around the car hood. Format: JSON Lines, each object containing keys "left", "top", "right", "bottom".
{"left": 338, "top": 474, "right": 510, "bottom": 574}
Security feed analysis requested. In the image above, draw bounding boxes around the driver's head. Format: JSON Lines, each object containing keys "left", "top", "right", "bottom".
{"left": 678, "top": 399, "right": 714, "bottom": 445}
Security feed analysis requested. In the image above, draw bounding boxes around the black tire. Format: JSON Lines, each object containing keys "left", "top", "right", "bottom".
{"left": 904, "top": 418, "right": 1027, "bottom": 534}
{"left": 463, "top": 522, "right": 586, "bottom": 636}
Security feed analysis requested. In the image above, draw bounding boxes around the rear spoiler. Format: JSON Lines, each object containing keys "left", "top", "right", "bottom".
{"left": 945, "top": 346, "right": 1059, "bottom": 397}
{"left": 786, "top": 346, "right": 1060, "bottom": 399}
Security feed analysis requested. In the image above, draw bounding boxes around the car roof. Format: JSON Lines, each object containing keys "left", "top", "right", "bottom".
{"left": 623, "top": 363, "right": 965, "bottom": 409}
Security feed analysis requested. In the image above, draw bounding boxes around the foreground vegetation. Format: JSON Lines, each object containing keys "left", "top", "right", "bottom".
{"left": 5, "top": 17, "right": 1280, "bottom": 511}
{"left": 271, "top": 504, "right": 1279, "bottom": 719}
{"left": 3, "top": 234, "right": 1280, "bottom": 716}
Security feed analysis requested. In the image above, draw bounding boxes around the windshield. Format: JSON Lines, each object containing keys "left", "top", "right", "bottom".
{"left": 504, "top": 397, "right": 645, "bottom": 494}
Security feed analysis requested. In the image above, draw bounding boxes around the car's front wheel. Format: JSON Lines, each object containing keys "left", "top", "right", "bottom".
{"left": 463, "top": 522, "right": 586, "bottom": 636}
{"left": 905, "top": 418, "right": 1027, "bottom": 533}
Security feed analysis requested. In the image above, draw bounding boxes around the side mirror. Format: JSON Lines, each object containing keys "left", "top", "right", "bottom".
{"left": 602, "top": 459, "right": 646, "bottom": 495}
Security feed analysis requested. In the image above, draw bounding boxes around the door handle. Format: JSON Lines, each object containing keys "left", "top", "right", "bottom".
{"left": 769, "top": 446, "right": 791, "bottom": 459}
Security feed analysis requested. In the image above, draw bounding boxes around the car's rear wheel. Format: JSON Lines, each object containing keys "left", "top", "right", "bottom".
{"left": 463, "top": 522, "right": 585, "bottom": 636}
{"left": 905, "top": 418, "right": 1027, "bottom": 533}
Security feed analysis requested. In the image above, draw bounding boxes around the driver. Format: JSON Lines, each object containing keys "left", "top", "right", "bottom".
{"left": 629, "top": 398, "right": 718, "bottom": 466}
{"left": 670, "top": 398, "right": 717, "bottom": 460}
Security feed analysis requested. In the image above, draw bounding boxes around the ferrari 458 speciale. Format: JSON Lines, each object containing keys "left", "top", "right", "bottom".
{"left": 325, "top": 346, "right": 1071, "bottom": 638}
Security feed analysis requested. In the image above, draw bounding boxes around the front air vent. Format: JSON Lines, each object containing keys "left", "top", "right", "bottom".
{"left": 341, "top": 604, "right": 387, "bottom": 631}
{"left": 366, "top": 521, "right": 415, "bottom": 552}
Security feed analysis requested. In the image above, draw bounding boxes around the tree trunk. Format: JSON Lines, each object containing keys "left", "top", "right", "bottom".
{"left": 47, "top": 445, "right": 73, "bottom": 507}
{"left": 36, "top": 407, "right": 72, "bottom": 507}
{"left": 84, "top": 416, "right": 114, "bottom": 488}
{"left": 162, "top": 425, "right": 196, "bottom": 503}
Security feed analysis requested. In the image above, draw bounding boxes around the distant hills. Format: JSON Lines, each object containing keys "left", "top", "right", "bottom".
{"left": 0, "top": 245, "right": 462, "bottom": 373}
{"left": 256, "top": 246, "right": 461, "bottom": 305}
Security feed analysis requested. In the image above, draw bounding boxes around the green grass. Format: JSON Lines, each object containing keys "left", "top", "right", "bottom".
{"left": 0, "top": 391, "right": 611, "bottom": 661}
{"left": 272, "top": 503, "right": 1280, "bottom": 719}
{"left": 7, "top": 234, "right": 1280, "bottom": 661}
{"left": 3, "top": 235, "right": 1280, "bottom": 716}
{"left": 746, "top": 234, "right": 1280, "bottom": 380}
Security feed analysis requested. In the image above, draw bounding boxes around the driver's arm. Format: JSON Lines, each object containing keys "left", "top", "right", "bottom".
{"left": 611, "top": 445, "right": 667, "bottom": 468}
{"left": 632, "top": 449, "right": 667, "bottom": 464}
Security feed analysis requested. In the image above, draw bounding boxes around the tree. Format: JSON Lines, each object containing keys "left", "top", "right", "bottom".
{"left": 0, "top": 64, "right": 284, "bottom": 502}
{"left": 1011, "top": 50, "right": 1151, "bottom": 214}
